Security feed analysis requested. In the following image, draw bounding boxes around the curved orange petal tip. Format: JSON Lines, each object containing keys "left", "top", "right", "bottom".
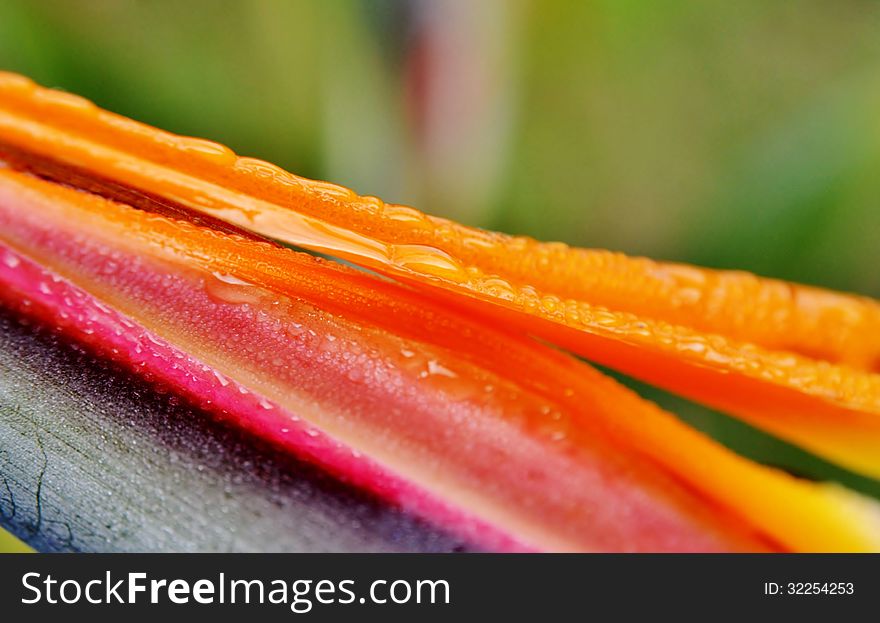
{"left": 1, "top": 72, "right": 880, "bottom": 551}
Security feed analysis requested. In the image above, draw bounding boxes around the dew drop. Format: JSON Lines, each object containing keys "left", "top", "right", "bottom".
{"left": 3, "top": 253, "right": 19, "bottom": 268}
{"left": 426, "top": 360, "right": 457, "bottom": 378}
{"left": 678, "top": 340, "right": 707, "bottom": 354}
{"left": 173, "top": 136, "right": 237, "bottom": 165}
{"left": 481, "top": 277, "right": 517, "bottom": 301}
{"left": 285, "top": 322, "right": 305, "bottom": 338}
{"left": 212, "top": 272, "right": 255, "bottom": 286}
{"left": 541, "top": 295, "right": 560, "bottom": 314}
{"left": 205, "top": 271, "right": 264, "bottom": 305}
{"left": 392, "top": 244, "right": 468, "bottom": 281}
{"left": 383, "top": 204, "right": 428, "bottom": 224}
{"left": 212, "top": 370, "right": 230, "bottom": 386}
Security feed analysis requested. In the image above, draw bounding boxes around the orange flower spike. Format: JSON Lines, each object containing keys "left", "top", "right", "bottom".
{"left": 3, "top": 169, "right": 880, "bottom": 552}
{"left": 1, "top": 71, "right": 880, "bottom": 480}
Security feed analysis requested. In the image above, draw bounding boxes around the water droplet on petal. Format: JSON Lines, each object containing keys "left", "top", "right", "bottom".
{"left": 205, "top": 271, "right": 264, "bottom": 305}
{"left": 3, "top": 253, "right": 20, "bottom": 268}
{"left": 392, "top": 244, "right": 468, "bottom": 281}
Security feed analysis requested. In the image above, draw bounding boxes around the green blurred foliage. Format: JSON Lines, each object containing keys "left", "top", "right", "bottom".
{"left": 2, "top": 0, "right": 880, "bottom": 496}
{"left": 2, "top": 0, "right": 878, "bottom": 294}
{"left": 0, "top": 0, "right": 880, "bottom": 295}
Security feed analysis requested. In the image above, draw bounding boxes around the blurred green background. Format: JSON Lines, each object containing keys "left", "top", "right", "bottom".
{"left": 2, "top": 0, "right": 879, "bottom": 296}
{"left": 2, "top": 0, "right": 880, "bottom": 550}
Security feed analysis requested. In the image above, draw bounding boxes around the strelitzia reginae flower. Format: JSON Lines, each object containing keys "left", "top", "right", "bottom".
{"left": 1, "top": 71, "right": 879, "bottom": 552}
